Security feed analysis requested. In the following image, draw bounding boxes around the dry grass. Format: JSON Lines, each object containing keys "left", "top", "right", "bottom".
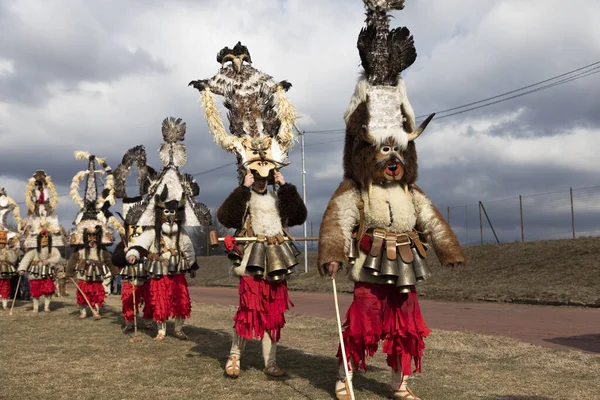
{"left": 192, "top": 237, "right": 600, "bottom": 306}
{"left": 2, "top": 296, "right": 599, "bottom": 400}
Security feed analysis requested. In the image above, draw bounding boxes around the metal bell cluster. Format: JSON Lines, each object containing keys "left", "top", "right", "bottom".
{"left": 84, "top": 262, "right": 109, "bottom": 281}
{"left": 246, "top": 239, "right": 300, "bottom": 281}
{"left": 28, "top": 263, "right": 54, "bottom": 278}
{"left": 119, "top": 258, "right": 149, "bottom": 280}
{"left": 0, "top": 262, "right": 16, "bottom": 276}
{"left": 359, "top": 233, "right": 431, "bottom": 292}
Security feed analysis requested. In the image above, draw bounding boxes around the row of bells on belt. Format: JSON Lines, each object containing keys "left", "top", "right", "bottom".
{"left": 348, "top": 241, "right": 431, "bottom": 293}
{"left": 85, "top": 263, "right": 109, "bottom": 281}
{"left": 146, "top": 255, "right": 188, "bottom": 278}
{"left": 245, "top": 240, "right": 301, "bottom": 281}
{"left": 0, "top": 263, "right": 16, "bottom": 276}
{"left": 29, "top": 263, "right": 55, "bottom": 278}
{"left": 120, "top": 259, "right": 150, "bottom": 280}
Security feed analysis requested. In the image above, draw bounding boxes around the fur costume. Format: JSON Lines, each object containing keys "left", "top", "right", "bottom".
{"left": 16, "top": 172, "right": 65, "bottom": 312}
{"left": 317, "top": 2, "right": 466, "bottom": 399}
{"left": 112, "top": 150, "right": 158, "bottom": 330}
{"left": 0, "top": 191, "right": 21, "bottom": 309}
{"left": 124, "top": 117, "right": 211, "bottom": 340}
{"left": 65, "top": 152, "right": 119, "bottom": 318}
{"left": 192, "top": 43, "right": 307, "bottom": 377}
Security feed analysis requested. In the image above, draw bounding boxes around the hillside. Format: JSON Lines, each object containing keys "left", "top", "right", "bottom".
{"left": 190, "top": 237, "right": 600, "bottom": 307}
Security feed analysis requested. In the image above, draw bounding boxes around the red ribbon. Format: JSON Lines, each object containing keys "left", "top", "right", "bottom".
{"left": 224, "top": 234, "right": 241, "bottom": 254}
{"left": 38, "top": 190, "right": 45, "bottom": 204}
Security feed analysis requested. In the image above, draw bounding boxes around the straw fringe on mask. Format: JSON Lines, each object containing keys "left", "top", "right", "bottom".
{"left": 201, "top": 89, "right": 238, "bottom": 153}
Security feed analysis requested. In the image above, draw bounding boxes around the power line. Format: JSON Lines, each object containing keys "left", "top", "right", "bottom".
{"left": 303, "top": 60, "right": 600, "bottom": 135}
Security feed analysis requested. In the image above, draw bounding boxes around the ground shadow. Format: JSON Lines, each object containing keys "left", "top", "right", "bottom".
{"left": 543, "top": 334, "right": 600, "bottom": 353}
{"left": 491, "top": 396, "right": 554, "bottom": 400}
{"left": 185, "top": 325, "right": 389, "bottom": 399}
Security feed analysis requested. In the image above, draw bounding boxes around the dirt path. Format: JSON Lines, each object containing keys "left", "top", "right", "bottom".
{"left": 189, "top": 286, "right": 600, "bottom": 353}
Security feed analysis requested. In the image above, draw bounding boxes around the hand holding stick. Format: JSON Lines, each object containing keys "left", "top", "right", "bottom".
{"left": 332, "top": 277, "right": 356, "bottom": 400}
{"left": 70, "top": 277, "right": 101, "bottom": 319}
{"left": 9, "top": 274, "right": 22, "bottom": 316}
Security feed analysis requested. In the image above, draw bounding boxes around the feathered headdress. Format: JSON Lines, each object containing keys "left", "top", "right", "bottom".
{"left": 189, "top": 42, "right": 298, "bottom": 181}
{"left": 132, "top": 117, "right": 212, "bottom": 228}
{"left": 25, "top": 170, "right": 59, "bottom": 216}
{"left": 69, "top": 151, "right": 121, "bottom": 245}
{"left": 0, "top": 188, "right": 22, "bottom": 235}
{"left": 343, "top": 0, "right": 436, "bottom": 191}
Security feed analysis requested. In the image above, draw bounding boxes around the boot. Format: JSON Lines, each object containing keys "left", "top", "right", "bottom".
{"left": 122, "top": 321, "right": 134, "bottom": 333}
{"left": 389, "top": 368, "right": 421, "bottom": 400}
{"left": 335, "top": 359, "right": 355, "bottom": 400}
{"left": 79, "top": 306, "right": 87, "bottom": 319}
{"left": 262, "top": 334, "right": 284, "bottom": 377}
{"left": 225, "top": 332, "right": 246, "bottom": 378}
{"left": 155, "top": 322, "right": 167, "bottom": 341}
{"left": 93, "top": 304, "right": 101, "bottom": 320}
{"left": 43, "top": 295, "right": 51, "bottom": 312}
{"left": 59, "top": 280, "right": 67, "bottom": 297}
{"left": 54, "top": 281, "right": 60, "bottom": 297}
{"left": 1, "top": 298, "right": 7, "bottom": 311}
{"left": 143, "top": 319, "right": 154, "bottom": 330}
{"left": 32, "top": 297, "right": 39, "bottom": 313}
{"left": 173, "top": 317, "right": 188, "bottom": 340}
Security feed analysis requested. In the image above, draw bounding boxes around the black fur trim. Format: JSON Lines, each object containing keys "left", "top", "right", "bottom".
{"left": 217, "top": 186, "right": 251, "bottom": 230}
{"left": 111, "top": 241, "right": 127, "bottom": 267}
{"left": 277, "top": 183, "right": 307, "bottom": 227}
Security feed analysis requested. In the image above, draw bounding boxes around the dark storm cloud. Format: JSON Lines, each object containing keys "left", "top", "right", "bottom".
{"left": 0, "top": 1, "right": 169, "bottom": 105}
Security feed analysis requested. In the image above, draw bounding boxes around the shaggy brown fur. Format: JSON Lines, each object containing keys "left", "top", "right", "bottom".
{"left": 317, "top": 179, "right": 358, "bottom": 275}
{"left": 111, "top": 241, "right": 127, "bottom": 268}
{"left": 276, "top": 183, "right": 307, "bottom": 227}
{"left": 217, "top": 186, "right": 251, "bottom": 230}
{"left": 65, "top": 251, "right": 79, "bottom": 278}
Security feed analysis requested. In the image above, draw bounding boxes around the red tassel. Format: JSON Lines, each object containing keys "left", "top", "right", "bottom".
{"left": 149, "top": 275, "right": 191, "bottom": 323}
{"left": 0, "top": 280, "right": 10, "bottom": 298}
{"left": 234, "top": 277, "right": 293, "bottom": 342}
{"left": 30, "top": 278, "right": 56, "bottom": 298}
{"left": 337, "top": 283, "right": 431, "bottom": 376}
{"left": 76, "top": 280, "right": 105, "bottom": 307}
{"left": 38, "top": 191, "right": 45, "bottom": 204}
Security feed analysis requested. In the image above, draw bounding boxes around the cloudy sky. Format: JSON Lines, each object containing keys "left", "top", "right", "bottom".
{"left": 1, "top": 0, "right": 599, "bottom": 245}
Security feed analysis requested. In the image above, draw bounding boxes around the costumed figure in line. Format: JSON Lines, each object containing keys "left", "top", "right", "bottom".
{"left": 190, "top": 42, "right": 307, "bottom": 378}
{"left": 65, "top": 152, "right": 120, "bottom": 320}
{"left": 53, "top": 257, "right": 68, "bottom": 297}
{"left": 0, "top": 189, "right": 22, "bottom": 310}
{"left": 17, "top": 171, "right": 64, "bottom": 313}
{"left": 317, "top": 2, "right": 466, "bottom": 399}
{"left": 125, "top": 118, "right": 212, "bottom": 340}
{"left": 112, "top": 145, "right": 158, "bottom": 332}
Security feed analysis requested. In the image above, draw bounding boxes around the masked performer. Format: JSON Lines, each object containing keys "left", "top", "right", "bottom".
{"left": 0, "top": 189, "right": 22, "bottom": 310}
{"left": 317, "top": 2, "right": 466, "bottom": 399}
{"left": 17, "top": 171, "right": 64, "bottom": 313}
{"left": 112, "top": 145, "right": 158, "bottom": 332}
{"left": 65, "top": 152, "right": 120, "bottom": 319}
{"left": 190, "top": 43, "right": 307, "bottom": 378}
{"left": 125, "top": 118, "right": 211, "bottom": 340}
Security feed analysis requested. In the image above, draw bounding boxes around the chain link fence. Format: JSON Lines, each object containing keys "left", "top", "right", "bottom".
{"left": 446, "top": 186, "right": 600, "bottom": 246}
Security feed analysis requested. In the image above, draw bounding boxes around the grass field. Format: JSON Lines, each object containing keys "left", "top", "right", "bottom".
{"left": 191, "top": 237, "right": 600, "bottom": 306}
{"left": 2, "top": 295, "right": 599, "bottom": 400}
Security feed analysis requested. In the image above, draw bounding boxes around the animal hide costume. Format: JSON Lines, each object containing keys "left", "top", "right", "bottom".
{"left": 317, "top": 2, "right": 466, "bottom": 399}
{"left": 65, "top": 152, "right": 120, "bottom": 319}
{"left": 124, "top": 117, "right": 211, "bottom": 340}
{"left": 191, "top": 42, "right": 307, "bottom": 378}
{"left": 17, "top": 171, "right": 65, "bottom": 313}
{"left": 111, "top": 145, "right": 158, "bottom": 332}
{"left": 0, "top": 189, "right": 22, "bottom": 310}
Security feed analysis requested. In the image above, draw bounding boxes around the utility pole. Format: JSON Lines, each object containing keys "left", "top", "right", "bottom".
{"left": 294, "top": 124, "right": 309, "bottom": 273}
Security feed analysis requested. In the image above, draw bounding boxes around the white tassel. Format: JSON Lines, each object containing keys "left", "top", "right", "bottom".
{"left": 70, "top": 171, "right": 88, "bottom": 209}
{"left": 74, "top": 150, "right": 90, "bottom": 160}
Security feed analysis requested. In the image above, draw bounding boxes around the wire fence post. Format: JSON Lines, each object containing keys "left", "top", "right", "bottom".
{"left": 519, "top": 195, "right": 524, "bottom": 242}
{"left": 570, "top": 188, "right": 575, "bottom": 239}
{"left": 479, "top": 202, "right": 483, "bottom": 245}
{"left": 465, "top": 205, "right": 468, "bottom": 244}
{"left": 447, "top": 206, "right": 450, "bottom": 223}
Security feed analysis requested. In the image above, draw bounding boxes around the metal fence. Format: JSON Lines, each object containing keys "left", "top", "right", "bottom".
{"left": 446, "top": 185, "right": 600, "bottom": 246}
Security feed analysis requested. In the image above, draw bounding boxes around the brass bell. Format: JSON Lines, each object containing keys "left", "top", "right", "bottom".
{"left": 0, "top": 263, "right": 7, "bottom": 275}
{"left": 119, "top": 266, "right": 130, "bottom": 279}
{"left": 227, "top": 246, "right": 244, "bottom": 267}
{"left": 135, "top": 261, "right": 148, "bottom": 278}
{"left": 246, "top": 242, "right": 266, "bottom": 277}
{"left": 347, "top": 239, "right": 359, "bottom": 265}
{"left": 100, "top": 264, "right": 109, "bottom": 277}
{"left": 31, "top": 264, "right": 40, "bottom": 277}
{"left": 379, "top": 257, "right": 399, "bottom": 285}
{"left": 149, "top": 260, "right": 163, "bottom": 277}
{"left": 85, "top": 264, "right": 93, "bottom": 279}
{"left": 396, "top": 259, "right": 417, "bottom": 288}
{"left": 266, "top": 244, "right": 287, "bottom": 281}
{"left": 411, "top": 247, "right": 431, "bottom": 281}
{"left": 8, "top": 264, "right": 16, "bottom": 275}
{"left": 40, "top": 264, "right": 48, "bottom": 278}
{"left": 363, "top": 252, "right": 382, "bottom": 276}
{"left": 286, "top": 241, "right": 302, "bottom": 257}
{"left": 168, "top": 255, "right": 179, "bottom": 274}
{"left": 279, "top": 242, "right": 299, "bottom": 269}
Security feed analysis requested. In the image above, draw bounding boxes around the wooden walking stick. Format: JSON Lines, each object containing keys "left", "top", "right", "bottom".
{"left": 70, "top": 277, "right": 101, "bottom": 319}
{"left": 130, "top": 281, "right": 142, "bottom": 343}
{"left": 9, "top": 274, "right": 22, "bottom": 316}
{"left": 332, "top": 276, "right": 356, "bottom": 400}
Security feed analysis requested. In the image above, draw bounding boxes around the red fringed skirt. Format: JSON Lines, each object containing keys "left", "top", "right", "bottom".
{"left": 149, "top": 274, "right": 191, "bottom": 323}
{"left": 0, "top": 279, "right": 10, "bottom": 298}
{"left": 121, "top": 281, "right": 153, "bottom": 322}
{"left": 337, "top": 282, "right": 431, "bottom": 376}
{"left": 30, "top": 278, "right": 56, "bottom": 298}
{"left": 234, "top": 276, "right": 293, "bottom": 343}
{"left": 76, "top": 280, "right": 106, "bottom": 308}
